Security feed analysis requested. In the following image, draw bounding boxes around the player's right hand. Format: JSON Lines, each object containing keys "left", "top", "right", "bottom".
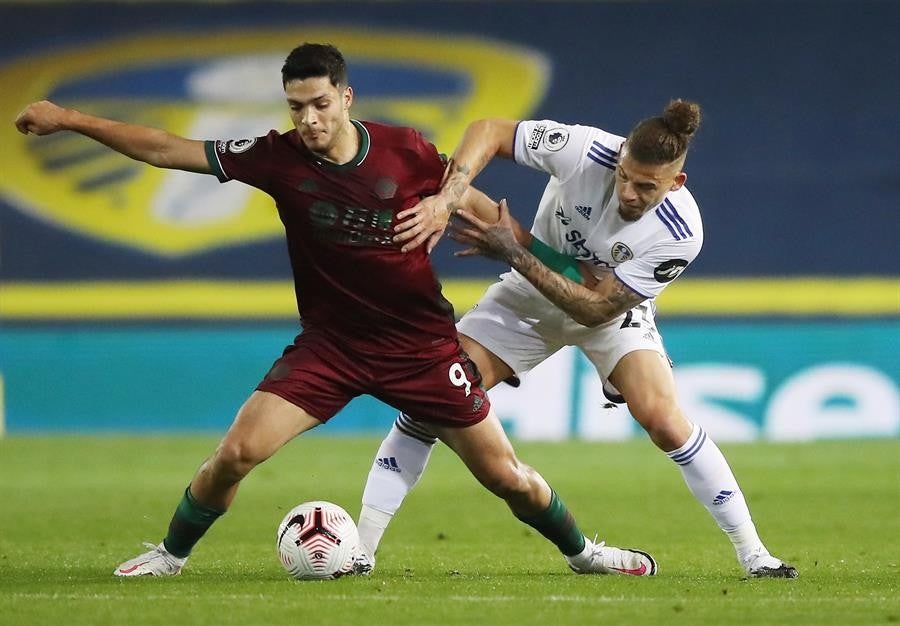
{"left": 14, "top": 100, "right": 68, "bottom": 136}
{"left": 394, "top": 193, "right": 453, "bottom": 254}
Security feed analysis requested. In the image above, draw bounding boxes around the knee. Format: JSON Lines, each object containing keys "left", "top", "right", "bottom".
{"left": 479, "top": 461, "right": 533, "bottom": 501}
{"left": 629, "top": 397, "right": 690, "bottom": 451}
{"left": 210, "top": 439, "right": 263, "bottom": 481}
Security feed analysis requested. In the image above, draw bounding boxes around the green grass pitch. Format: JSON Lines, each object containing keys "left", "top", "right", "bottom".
{"left": 1, "top": 436, "right": 897, "bottom": 625}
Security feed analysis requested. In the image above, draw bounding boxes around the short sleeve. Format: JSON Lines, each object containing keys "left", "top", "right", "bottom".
{"left": 613, "top": 237, "right": 702, "bottom": 299}
{"left": 513, "top": 121, "right": 621, "bottom": 183}
{"left": 204, "top": 132, "right": 277, "bottom": 191}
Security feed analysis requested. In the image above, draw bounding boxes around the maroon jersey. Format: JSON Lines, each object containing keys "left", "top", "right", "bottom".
{"left": 205, "top": 121, "right": 457, "bottom": 354}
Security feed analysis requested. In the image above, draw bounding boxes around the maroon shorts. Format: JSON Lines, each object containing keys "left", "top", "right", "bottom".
{"left": 256, "top": 328, "right": 491, "bottom": 427}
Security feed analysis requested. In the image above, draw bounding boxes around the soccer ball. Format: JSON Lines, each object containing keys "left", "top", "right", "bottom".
{"left": 276, "top": 501, "right": 360, "bottom": 580}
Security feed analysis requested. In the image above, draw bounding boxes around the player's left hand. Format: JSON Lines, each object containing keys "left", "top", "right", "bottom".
{"left": 449, "top": 198, "right": 525, "bottom": 262}
{"left": 393, "top": 194, "right": 452, "bottom": 254}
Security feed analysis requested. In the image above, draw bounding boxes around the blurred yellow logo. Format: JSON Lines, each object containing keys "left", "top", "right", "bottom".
{"left": 1, "top": 29, "right": 548, "bottom": 256}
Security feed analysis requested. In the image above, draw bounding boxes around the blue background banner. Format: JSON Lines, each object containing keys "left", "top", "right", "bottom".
{"left": 2, "top": 322, "right": 897, "bottom": 440}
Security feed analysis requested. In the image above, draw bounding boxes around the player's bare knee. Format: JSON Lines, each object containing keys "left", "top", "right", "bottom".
{"left": 643, "top": 422, "right": 685, "bottom": 451}
{"left": 630, "top": 401, "right": 685, "bottom": 450}
{"left": 480, "top": 461, "right": 532, "bottom": 501}
{"left": 212, "top": 439, "right": 263, "bottom": 480}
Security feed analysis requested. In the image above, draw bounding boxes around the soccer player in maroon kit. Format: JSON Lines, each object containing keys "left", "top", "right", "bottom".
{"left": 14, "top": 43, "right": 654, "bottom": 577}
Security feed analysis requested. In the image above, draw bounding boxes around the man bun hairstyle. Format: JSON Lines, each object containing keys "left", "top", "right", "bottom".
{"left": 626, "top": 99, "right": 702, "bottom": 165}
{"left": 282, "top": 43, "right": 348, "bottom": 88}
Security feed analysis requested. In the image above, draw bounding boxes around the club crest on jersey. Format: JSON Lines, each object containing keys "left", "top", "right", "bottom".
{"left": 0, "top": 28, "right": 549, "bottom": 257}
{"left": 654, "top": 259, "right": 689, "bottom": 282}
{"left": 227, "top": 138, "right": 257, "bottom": 154}
{"left": 611, "top": 242, "right": 633, "bottom": 263}
{"left": 543, "top": 127, "right": 569, "bottom": 152}
{"left": 374, "top": 177, "right": 398, "bottom": 200}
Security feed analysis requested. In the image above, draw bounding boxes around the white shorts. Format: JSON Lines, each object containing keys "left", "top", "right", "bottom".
{"left": 457, "top": 273, "right": 669, "bottom": 398}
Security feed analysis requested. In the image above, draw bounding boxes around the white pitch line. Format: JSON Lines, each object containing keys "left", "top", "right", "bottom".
{"left": 5, "top": 592, "right": 894, "bottom": 605}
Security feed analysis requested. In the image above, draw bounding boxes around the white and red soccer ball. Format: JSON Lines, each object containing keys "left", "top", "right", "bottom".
{"left": 276, "top": 501, "right": 360, "bottom": 580}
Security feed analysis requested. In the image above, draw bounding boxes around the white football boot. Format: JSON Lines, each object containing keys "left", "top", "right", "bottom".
{"left": 114, "top": 542, "right": 187, "bottom": 577}
{"left": 742, "top": 546, "right": 799, "bottom": 578}
{"left": 566, "top": 537, "right": 657, "bottom": 576}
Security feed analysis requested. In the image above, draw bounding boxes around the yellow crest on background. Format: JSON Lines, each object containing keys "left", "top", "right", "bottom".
{"left": 0, "top": 29, "right": 548, "bottom": 256}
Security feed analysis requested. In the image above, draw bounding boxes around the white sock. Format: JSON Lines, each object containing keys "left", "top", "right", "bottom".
{"left": 356, "top": 505, "right": 393, "bottom": 559}
{"left": 564, "top": 535, "right": 594, "bottom": 568}
{"left": 358, "top": 415, "right": 437, "bottom": 556}
{"left": 667, "top": 423, "right": 766, "bottom": 563}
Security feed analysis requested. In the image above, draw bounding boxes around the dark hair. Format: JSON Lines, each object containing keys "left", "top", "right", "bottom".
{"left": 282, "top": 43, "right": 347, "bottom": 88}
{"left": 625, "top": 99, "right": 702, "bottom": 165}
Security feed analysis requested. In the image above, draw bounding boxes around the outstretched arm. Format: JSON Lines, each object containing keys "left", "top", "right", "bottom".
{"left": 451, "top": 201, "right": 645, "bottom": 327}
{"left": 14, "top": 100, "right": 211, "bottom": 173}
{"left": 394, "top": 118, "right": 518, "bottom": 252}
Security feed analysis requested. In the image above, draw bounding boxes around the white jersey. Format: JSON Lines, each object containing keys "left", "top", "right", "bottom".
{"left": 511, "top": 120, "right": 703, "bottom": 300}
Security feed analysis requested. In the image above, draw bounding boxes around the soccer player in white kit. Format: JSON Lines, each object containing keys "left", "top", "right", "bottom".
{"left": 357, "top": 100, "right": 798, "bottom": 579}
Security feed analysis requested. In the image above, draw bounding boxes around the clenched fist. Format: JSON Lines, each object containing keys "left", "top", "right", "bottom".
{"left": 14, "top": 100, "right": 69, "bottom": 135}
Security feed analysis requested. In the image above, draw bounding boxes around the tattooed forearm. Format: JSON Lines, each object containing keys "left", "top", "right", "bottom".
{"left": 602, "top": 278, "right": 646, "bottom": 317}
{"left": 451, "top": 162, "right": 471, "bottom": 176}
{"left": 443, "top": 157, "right": 493, "bottom": 212}
{"left": 507, "top": 248, "right": 645, "bottom": 326}
{"left": 441, "top": 162, "right": 470, "bottom": 212}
